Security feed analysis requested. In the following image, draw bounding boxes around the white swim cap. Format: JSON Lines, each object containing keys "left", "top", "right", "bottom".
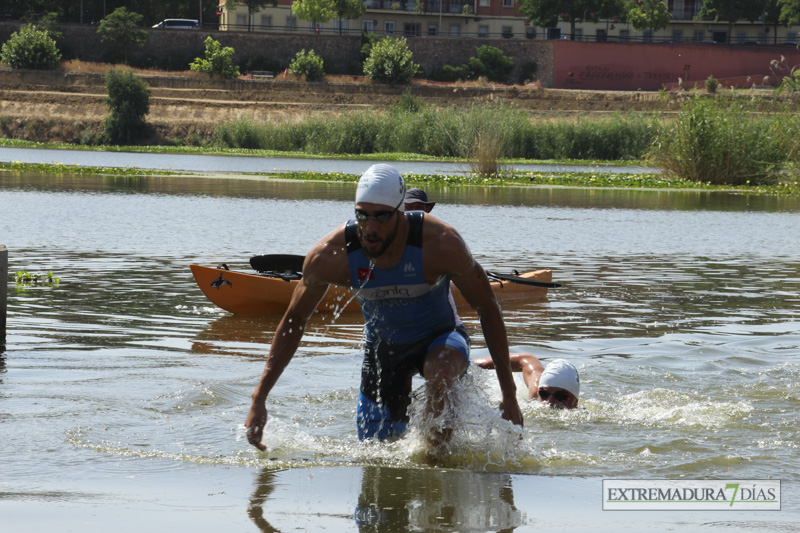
{"left": 539, "top": 359, "right": 580, "bottom": 398}
{"left": 355, "top": 164, "right": 406, "bottom": 211}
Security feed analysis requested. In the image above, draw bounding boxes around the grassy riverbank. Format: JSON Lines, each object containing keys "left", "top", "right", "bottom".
{"left": 3, "top": 90, "right": 799, "bottom": 196}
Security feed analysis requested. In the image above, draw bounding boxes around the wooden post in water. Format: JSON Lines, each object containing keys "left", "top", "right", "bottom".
{"left": 0, "top": 244, "right": 6, "bottom": 348}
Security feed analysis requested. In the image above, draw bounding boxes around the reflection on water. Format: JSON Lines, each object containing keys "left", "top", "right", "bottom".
{"left": 354, "top": 466, "right": 523, "bottom": 532}
{"left": 246, "top": 466, "right": 524, "bottom": 533}
{"left": 2, "top": 171, "right": 799, "bottom": 531}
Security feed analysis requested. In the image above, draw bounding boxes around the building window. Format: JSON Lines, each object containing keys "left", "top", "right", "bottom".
{"left": 450, "top": 24, "right": 460, "bottom": 37}
{"left": 404, "top": 22, "right": 421, "bottom": 37}
{"left": 478, "top": 25, "right": 489, "bottom": 38}
{"left": 362, "top": 20, "right": 374, "bottom": 33}
{"left": 236, "top": 14, "right": 247, "bottom": 29}
{"left": 546, "top": 27, "right": 561, "bottom": 40}
{"left": 787, "top": 31, "right": 798, "bottom": 41}
{"left": 385, "top": 21, "right": 395, "bottom": 35}
{"left": 479, "top": 0, "right": 490, "bottom": 6}
{"left": 526, "top": 26, "right": 536, "bottom": 39}
{"left": 428, "top": 24, "right": 437, "bottom": 36}
{"left": 618, "top": 29, "right": 629, "bottom": 41}
{"left": 334, "top": 19, "right": 347, "bottom": 33}
{"left": 260, "top": 15, "right": 271, "bottom": 29}
{"left": 502, "top": 26, "right": 513, "bottom": 39}
{"left": 573, "top": 28, "right": 583, "bottom": 41}
{"left": 692, "top": 29, "right": 704, "bottom": 42}
{"left": 642, "top": 29, "right": 652, "bottom": 42}
{"left": 286, "top": 16, "right": 297, "bottom": 31}
{"left": 503, "top": 0, "right": 513, "bottom": 6}
{"left": 671, "top": 29, "right": 683, "bottom": 42}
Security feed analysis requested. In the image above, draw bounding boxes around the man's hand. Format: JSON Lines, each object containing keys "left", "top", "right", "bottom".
{"left": 499, "top": 394, "right": 524, "bottom": 427}
{"left": 245, "top": 401, "right": 268, "bottom": 451}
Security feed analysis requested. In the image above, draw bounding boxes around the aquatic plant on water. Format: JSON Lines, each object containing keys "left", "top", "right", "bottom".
{"left": 15, "top": 271, "right": 60, "bottom": 287}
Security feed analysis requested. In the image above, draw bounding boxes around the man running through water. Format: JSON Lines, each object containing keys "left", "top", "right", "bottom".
{"left": 245, "top": 164, "right": 522, "bottom": 450}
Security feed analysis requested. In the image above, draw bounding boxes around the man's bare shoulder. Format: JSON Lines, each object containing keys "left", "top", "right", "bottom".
{"left": 420, "top": 214, "right": 463, "bottom": 246}
{"left": 303, "top": 223, "right": 351, "bottom": 287}
{"left": 420, "top": 214, "right": 474, "bottom": 278}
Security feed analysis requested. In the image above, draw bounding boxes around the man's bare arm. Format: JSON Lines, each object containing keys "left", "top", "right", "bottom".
{"left": 433, "top": 224, "right": 523, "bottom": 426}
{"left": 245, "top": 229, "right": 349, "bottom": 450}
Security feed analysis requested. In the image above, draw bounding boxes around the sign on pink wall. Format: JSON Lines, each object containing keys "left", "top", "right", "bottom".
{"left": 553, "top": 40, "right": 800, "bottom": 91}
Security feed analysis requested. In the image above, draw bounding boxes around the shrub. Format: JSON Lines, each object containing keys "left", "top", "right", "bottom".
{"left": 430, "top": 46, "right": 515, "bottom": 84}
{"left": 705, "top": 75, "right": 719, "bottom": 93}
{"left": 96, "top": 7, "right": 147, "bottom": 65}
{"left": 289, "top": 49, "right": 325, "bottom": 81}
{"left": 0, "top": 24, "right": 61, "bottom": 70}
{"left": 103, "top": 68, "right": 151, "bottom": 145}
{"left": 363, "top": 37, "right": 419, "bottom": 85}
{"left": 360, "top": 31, "right": 380, "bottom": 64}
{"left": 518, "top": 61, "right": 538, "bottom": 84}
{"left": 392, "top": 88, "right": 424, "bottom": 113}
{"left": 648, "top": 95, "right": 788, "bottom": 185}
{"left": 469, "top": 45, "right": 514, "bottom": 84}
{"left": 432, "top": 64, "right": 471, "bottom": 82}
{"left": 775, "top": 67, "right": 800, "bottom": 97}
{"left": 190, "top": 37, "right": 240, "bottom": 79}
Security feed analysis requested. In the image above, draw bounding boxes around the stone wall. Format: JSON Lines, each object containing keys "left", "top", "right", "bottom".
{"left": 0, "top": 22, "right": 553, "bottom": 86}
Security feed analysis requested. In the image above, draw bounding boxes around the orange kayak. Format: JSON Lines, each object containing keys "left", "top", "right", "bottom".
{"left": 190, "top": 264, "right": 553, "bottom": 315}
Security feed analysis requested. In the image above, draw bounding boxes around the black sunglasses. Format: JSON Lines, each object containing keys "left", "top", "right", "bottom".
{"left": 355, "top": 203, "right": 400, "bottom": 223}
{"left": 538, "top": 388, "right": 572, "bottom": 403}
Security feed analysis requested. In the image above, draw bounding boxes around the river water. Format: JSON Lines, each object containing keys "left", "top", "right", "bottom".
{"left": 0, "top": 146, "right": 657, "bottom": 175}
{"left": 1, "top": 167, "right": 799, "bottom": 532}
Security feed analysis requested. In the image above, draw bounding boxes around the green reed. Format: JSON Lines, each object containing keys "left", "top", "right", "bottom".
{"left": 211, "top": 104, "right": 658, "bottom": 162}
{"left": 649, "top": 94, "right": 800, "bottom": 185}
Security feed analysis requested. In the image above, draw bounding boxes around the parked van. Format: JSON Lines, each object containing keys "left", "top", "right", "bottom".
{"left": 152, "top": 19, "right": 198, "bottom": 30}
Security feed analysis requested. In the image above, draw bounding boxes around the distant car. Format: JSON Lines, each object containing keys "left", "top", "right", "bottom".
{"left": 781, "top": 41, "right": 798, "bottom": 47}
{"left": 152, "top": 19, "right": 199, "bottom": 30}
{"left": 739, "top": 41, "right": 759, "bottom": 45}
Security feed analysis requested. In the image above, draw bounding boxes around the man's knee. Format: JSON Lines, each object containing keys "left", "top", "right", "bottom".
{"left": 422, "top": 346, "right": 467, "bottom": 383}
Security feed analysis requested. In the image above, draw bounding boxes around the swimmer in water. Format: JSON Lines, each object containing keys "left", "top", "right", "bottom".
{"left": 474, "top": 354, "right": 579, "bottom": 409}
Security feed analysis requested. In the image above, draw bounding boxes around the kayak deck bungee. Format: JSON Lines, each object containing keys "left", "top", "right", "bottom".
{"left": 190, "top": 262, "right": 555, "bottom": 315}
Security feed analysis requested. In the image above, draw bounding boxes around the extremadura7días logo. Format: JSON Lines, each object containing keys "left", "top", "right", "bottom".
{"left": 602, "top": 479, "right": 780, "bottom": 511}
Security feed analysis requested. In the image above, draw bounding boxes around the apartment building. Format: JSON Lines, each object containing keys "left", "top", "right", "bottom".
{"left": 218, "top": 0, "right": 798, "bottom": 44}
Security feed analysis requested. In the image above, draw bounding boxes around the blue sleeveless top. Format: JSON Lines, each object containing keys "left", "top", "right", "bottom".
{"left": 345, "top": 212, "right": 461, "bottom": 344}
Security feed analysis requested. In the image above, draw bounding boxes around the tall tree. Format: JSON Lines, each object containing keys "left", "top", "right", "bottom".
{"left": 764, "top": 0, "right": 786, "bottom": 43}
{"left": 518, "top": 0, "right": 622, "bottom": 40}
{"left": 625, "top": 0, "right": 672, "bottom": 39}
{"left": 778, "top": 0, "right": 800, "bottom": 27}
{"left": 332, "top": 0, "right": 366, "bottom": 34}
{"left": 698, "top": 0, "right": 768, "bottom": 43}
{"left": 291, "top": 0, "right": 336, "bottom": 32}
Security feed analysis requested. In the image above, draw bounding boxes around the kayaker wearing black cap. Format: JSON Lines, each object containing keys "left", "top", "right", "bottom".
{"left": 245, "top": 164, "right": 522, "bottom": 451}
{"left": 404, "top": 188, "right": 436, "bottom": 213}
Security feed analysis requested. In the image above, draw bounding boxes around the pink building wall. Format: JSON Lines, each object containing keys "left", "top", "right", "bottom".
{"left": 553, "top": 40, "right": 800, "bottom": 90}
